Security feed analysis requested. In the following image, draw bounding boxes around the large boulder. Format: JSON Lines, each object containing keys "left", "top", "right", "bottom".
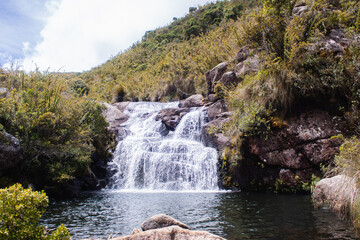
{"left": 0, "top": 132, "right": 23, "bottom": 171}
{"left": 312, "top": 175, "right": 357, "bottom": 216}
{"left": 102, "top": 103, "right": 129, "bottom": 141}
{"left": 203, "top": 112, "right": 233, "bottom": 151}
{"left": 155, "top": 108, "right": 189, "bottom": 131}
{"left": 206, "top": 62, "right": 228, "bottom": 94}
{"left": 113, "top": 225, "right": 225, "bottom": 240}
{"left": 230, "top": 110, "right": 345, "bottom": 190}
{"left": 113, "top": 215, "right": 225, "bottom": 240}
{"left": 205, "top": 100, "right": 228, "bottom": 121}
{"left": 141, "top": 214, "right": 189, "bottom": 231}
{"left": 235, "top": 45, "right": 250, "bottom": 63}
{"left": 235, "top": 56, "right": 259, "bottom": 78}
{"left": 179, "top": 94, "right": 203, "bottom": 108}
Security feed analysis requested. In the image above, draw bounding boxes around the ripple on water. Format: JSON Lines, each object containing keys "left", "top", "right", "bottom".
{"left": 40, "top": 191, "right": 360, "bottom": 240}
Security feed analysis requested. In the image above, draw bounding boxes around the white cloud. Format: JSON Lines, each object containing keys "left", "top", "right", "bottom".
{"left": 22, "top": 0, "right": 213, "bottom": 72}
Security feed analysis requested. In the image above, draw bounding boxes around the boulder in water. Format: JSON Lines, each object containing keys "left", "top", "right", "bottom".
{"left": 155, "top": 108, "right": 189, "bottom": 131}
{"left": 312, "top": 175, "right": 357, "bottom": 215}
{"left": 141, "top": 214, "right": 190, "bottom": 231}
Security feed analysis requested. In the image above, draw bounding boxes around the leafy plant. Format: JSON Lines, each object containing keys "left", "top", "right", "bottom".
{"left": 0, "top": 184, "right": 70, "bottom": 240}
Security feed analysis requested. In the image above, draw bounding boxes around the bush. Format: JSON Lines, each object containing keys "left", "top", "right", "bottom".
{"left": 0, "top": 70, "right": 110, "bottom": 190}
{"left": 0, "top": 184, "right": 70, "bottom": 240}
{"left": 71, "top": 79, "right": 90, "bottom": 96}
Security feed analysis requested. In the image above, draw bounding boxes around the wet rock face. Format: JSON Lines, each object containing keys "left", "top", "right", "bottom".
{"left": 235, "top": 110, "right": 344, "bottom": 190}
{"left": 0, "top": 132, "right": 23, "bottom": 171}
{"left": 155, "top": 108, "right": 189, "bottom": 131}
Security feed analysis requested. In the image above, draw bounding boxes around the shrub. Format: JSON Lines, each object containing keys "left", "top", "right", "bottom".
{"left": 0, "top": 184, "right": 70, "bottom": 240}
{"left": 71, "top": 79, "right": 90, "bottom": 96}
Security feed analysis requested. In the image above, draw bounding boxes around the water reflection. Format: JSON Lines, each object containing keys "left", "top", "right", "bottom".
{"left": 40, "top": 191, "right": 359, "bottom": 240}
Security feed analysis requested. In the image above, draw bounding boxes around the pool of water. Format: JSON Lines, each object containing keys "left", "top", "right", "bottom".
{"left": 40, "top": 190, "right": 359, "bottom": 240}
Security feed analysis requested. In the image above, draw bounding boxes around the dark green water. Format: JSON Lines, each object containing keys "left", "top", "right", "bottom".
{"left": 40, "top": 190, "right": 359, "bottom": 240}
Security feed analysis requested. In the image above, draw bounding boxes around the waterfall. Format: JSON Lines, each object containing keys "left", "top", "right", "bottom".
{"left": 107, "top": 102, "right": 219, "bottom": 191}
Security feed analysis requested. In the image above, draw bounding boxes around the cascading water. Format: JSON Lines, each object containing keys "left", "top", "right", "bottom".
{"left": 107, "top": 102, "right": 219, "bottom": 191}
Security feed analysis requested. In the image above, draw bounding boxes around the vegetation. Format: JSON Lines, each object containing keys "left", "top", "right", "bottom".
{"left": 0, "top": 184, "right": 70, "bottom": 239}
{"left": 0, "top": 69, "right": 112, "bottom": 193}
{"left": 326, "top": 137, "right": 360, "bottom": 228}
{"left": 80, "top": 0, "right": 258, "bottom": 102}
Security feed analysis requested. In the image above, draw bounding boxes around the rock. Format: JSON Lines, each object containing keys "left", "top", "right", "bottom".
{"left": 0, "top": 87, "right": 7, "bottom": 98}
{"left": 206, "top": 62, "right": 228, "bottom": 94}
{"left": 293, "top": 2, "right": 308, "bottom": 16}
{"left": 236, "top": 45, "right": 249, "bottom": 63}
{"left": 0, "top": 132, "right": 23, "bottom": 171}
{"left": 248, "top": 111, "right": 343, "bottom": 156}
{"left": 113, "top": 102, "right": 130, "bottom": 112}
{"left": 155, "top": 108, "right": 189, "bottom": 131}
{"left": 179, "top": 94, "right": 203, "bottom": 108}
{"left": 113, "top": 225, "right": 225, "bottom": 240}
{"left": 131, "top": 228, "right": 142, "bottom": 235}
{"left": 216, "top": 71, "right": 239, "bottom": 91}
{"left": 260, "top": 149, "right": 310, "bottom": 169}
{"left": 205, "top": 100, "right": 228, "bottom": 121}
{"left": 102, "top": 103, "right": 129, "bottom": 141}
{"left": 302, "top": 138, "right": 342, "bottom": 165}
{"left": 279, "top": 169, "right": 297, "bottom": 186}
{"left": 236, "top": 110, "right": 344, "bottom": 190}
{"left": 235, "top": 56, "right": 259, "bottom": 78}
{"left": 312, "top": 175, "right": 357, "bottom": 216}
{"left": 203, "top": 111, "right": 233, "bottom": 151}
{"left": 141, "top": 214, "right": 190, "bottom": 231}
{"left": 208, "top": 94, "right": 219, "bottom": 102}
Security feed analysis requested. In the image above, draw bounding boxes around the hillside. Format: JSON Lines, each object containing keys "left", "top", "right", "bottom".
{"left": 0, "top": 0, "right": 359, "bottom": 208}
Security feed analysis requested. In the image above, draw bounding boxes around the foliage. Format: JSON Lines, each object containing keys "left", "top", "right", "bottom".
{"left": 0, "top": 184, "right": 70, "bottom": 240}
{"left": 80, "top": 0, "right": 258, "bottom": 102}
{"left": 71, "top": 79, "right": 90, "bottom": 96}
{"left": 0, "top": 69, "right": 110, "bottom": 191}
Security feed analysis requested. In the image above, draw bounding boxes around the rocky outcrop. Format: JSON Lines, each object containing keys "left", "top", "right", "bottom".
{"left": 112, "top": 215, "right": 225, "bottom": 240}
{"left": 235, "top": 56, "right": 259, "bottom": 78}
{"left": 229, "top": 110, "right": 344, "bottom": 190}
{"left": 313, "top": 175, "right": 357, "bottom": 216}
{"left": 206, "top": 62, "right": 228, "bottom": 94}
{"left": 0, "top": 132, "right": 23, "bottom": 171}
{"left": 203, "top": 100, "right": 232, "bottom": 151}
{"left": 141, "top": 214, "right": 189, "bottom": 231}
{"left": 155, "top": 108, "right": 189, "bottom": 132}
{"left": 179, "top": 94, "right": 203, "bottom": 108}
{"left": 102, "top": 102, "right": 129, "bottom": 141}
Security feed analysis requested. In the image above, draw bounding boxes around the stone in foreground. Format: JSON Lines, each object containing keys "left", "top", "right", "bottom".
{"left": 141, "top": 214, "right": 189, "bottom": 231}
{"left": 112, "top": 226, "right": 225, "bottom": 240}
{"left": 110, "top": 214, "right": 225, "bottom": 240}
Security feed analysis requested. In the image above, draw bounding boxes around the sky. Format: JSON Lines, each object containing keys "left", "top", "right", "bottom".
{"left": 0, "top": 0, "right": 213, "bottom": 72}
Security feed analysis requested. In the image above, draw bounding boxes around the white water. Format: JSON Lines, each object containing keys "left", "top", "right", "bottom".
{"left": 107, "top": 102, "right": 219, "bottom": 191}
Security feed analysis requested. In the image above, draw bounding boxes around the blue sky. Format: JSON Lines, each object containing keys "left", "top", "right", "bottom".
{"left": 0, "top": 0, "right": 213, "bottom": 72}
